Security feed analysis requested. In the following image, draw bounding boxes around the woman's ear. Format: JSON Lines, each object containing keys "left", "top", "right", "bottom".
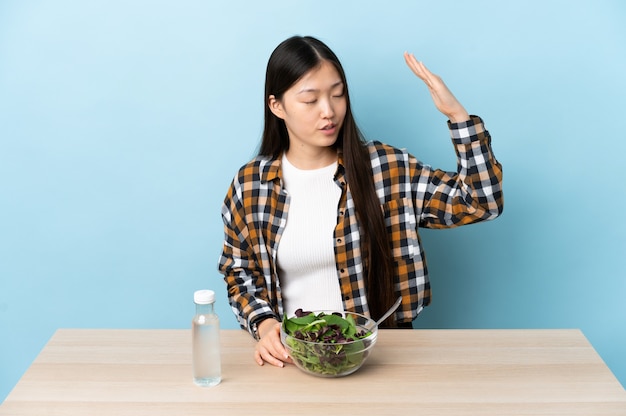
{"left": 268, "top": 95, "right": 285, "bottom": 119}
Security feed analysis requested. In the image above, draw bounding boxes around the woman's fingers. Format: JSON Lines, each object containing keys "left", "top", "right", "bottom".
{"left": 403, "top": 52, "right": 427, "bottom": 81}
{"left": 403, "top": 51, "right": 469, "bottom": 122}
{"left": 255, "top": 344, "right": 285, "bottom": 367}
{"left": 254, "top": 321, "right": 292, "bottom": 367}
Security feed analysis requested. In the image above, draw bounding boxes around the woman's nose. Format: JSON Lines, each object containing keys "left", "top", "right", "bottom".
{"left": 320, "top": 99, "right": 335, "bottom": 118}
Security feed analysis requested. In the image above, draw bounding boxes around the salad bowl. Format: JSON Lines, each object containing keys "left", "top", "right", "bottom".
{"left": 280, "top": 310, "right": 378, "bottom": 377}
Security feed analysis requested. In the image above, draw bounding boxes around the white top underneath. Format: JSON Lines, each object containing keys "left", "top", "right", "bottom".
{"left": 277, "top": 154, "right": 344, "bottom": 318}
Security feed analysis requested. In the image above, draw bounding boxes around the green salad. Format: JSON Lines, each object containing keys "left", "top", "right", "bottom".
{"left": 282, "top": 309, "right": 373, "bottom": 376}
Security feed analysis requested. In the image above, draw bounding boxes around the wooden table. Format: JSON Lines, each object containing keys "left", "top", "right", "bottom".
{"left": 1, "top": 329, "right": 625, "bottom": 415}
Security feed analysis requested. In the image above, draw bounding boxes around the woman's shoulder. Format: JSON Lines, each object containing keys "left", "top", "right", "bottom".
{"left": 366, "top": 140, "right": 411, "bottom": 161}
{"left": 234, "top": 155, "right": 269, "bottom": 173}
{"left": 231, "top": 155, "right": 280, "bottom": 186}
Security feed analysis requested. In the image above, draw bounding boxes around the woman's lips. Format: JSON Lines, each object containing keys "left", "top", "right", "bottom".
{"left": 321, "top": 123, "right": 337, "bottom": 135}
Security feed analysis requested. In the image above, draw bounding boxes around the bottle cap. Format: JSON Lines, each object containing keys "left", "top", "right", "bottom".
{"left": 194, "top": 289, "right": 215, "bottom": 304}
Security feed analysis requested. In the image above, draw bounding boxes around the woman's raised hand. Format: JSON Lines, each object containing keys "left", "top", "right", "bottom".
{"left": 403, "top": 52, "right": 470, "bottom": 123}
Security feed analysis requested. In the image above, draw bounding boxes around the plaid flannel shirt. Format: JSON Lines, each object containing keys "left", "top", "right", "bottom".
{"left": 218, "top": 116, "right": 503, "bottom": 337}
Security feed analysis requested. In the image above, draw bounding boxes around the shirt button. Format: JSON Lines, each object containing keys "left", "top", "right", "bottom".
{"left": 336, "top": 238, "right": 342, "bottom": 243}
{"left": 340, "top": 268, "right": 345, "bottom": 273}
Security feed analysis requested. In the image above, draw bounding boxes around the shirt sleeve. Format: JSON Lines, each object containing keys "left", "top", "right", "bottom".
{"left": 217, "top": 176, "right": 278, "bottom": 338}
{"left": 413, "top": 115, "right": 504, "bottom": 228}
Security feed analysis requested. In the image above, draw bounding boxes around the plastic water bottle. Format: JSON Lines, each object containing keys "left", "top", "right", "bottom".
{"left": 192, "top": 289, "right": 221, "bottom": 386}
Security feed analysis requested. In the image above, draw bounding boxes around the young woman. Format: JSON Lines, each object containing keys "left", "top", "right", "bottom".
{"left": 218, "top": 36, "right": 503, "bottom": 367}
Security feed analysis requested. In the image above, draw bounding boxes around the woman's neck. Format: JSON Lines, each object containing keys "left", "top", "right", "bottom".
{"left": 284, "top": 146, "right": 337, "bottom": 170}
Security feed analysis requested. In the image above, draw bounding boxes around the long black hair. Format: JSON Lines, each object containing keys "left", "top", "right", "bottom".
{"left": 259, "top": 36, "right": 396, "bottom": 326}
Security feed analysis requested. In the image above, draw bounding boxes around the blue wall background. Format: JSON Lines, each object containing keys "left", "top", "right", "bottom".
{"left": 1, "top": 0, "right": 625, "bottom": 401}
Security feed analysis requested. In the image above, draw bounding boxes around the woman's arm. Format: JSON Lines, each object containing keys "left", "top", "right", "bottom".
{"left": 402, "top": 53, "right": 503, "bottom": 227}
{"left": 218, "top": 179, "right": 277, "bottom": 335}
{"left": 218, "top": 176, "right": 291, "bottom": 367}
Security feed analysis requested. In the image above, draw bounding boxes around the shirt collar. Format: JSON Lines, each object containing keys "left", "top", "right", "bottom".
{"left": 260, "top": 157, "right": 282, "bottom": 184}
{"left": 335, "top": 150, "right": 346, "bottom": 180}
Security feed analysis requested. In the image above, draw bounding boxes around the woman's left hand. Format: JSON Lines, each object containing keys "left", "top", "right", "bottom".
{"left": 403, "top": 52, "right": 470, "bottom": 123}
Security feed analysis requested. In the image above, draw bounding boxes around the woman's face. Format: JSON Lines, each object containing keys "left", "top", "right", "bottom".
{"left": 269, "top": 60, "right": 347, "bottom": 161}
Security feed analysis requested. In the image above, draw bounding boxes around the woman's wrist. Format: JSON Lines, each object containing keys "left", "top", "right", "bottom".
{"left": 448, "top": 110, "right": 470, "bottom": 124}
{"left": 254, "top": 317, "right": 279, "bottom": 340}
